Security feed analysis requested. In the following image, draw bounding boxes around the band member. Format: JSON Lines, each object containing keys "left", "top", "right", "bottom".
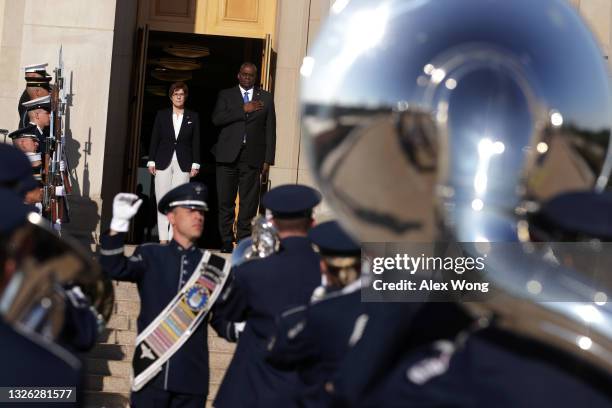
{"left": 0, "top": 188, "right": 83, "bottom": 407}
{"left": 0, "top": 142, "right": 41, "bottom": 202}
{"left": 214, "top": 184, "right": 322, "bottom": 408}
{"left": 147, "top": 82, "right": 201, "bottom": 244}
{"left": 18, "top": 63, "right": 52, "bottom": 128}
{"left": 100, "top": 182, "right": 229, "bottom": 408}
{"left": 212, "top": 62, "right": 276, "bottom": 252}
{"left": 0, "top": 143, "right": 99, "bottom": 352}
{"left": 266, "top": 221, "right": 365, "bottom": 408}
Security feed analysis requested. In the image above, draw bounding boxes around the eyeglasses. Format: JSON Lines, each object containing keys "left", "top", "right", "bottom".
{"left": 172, "top": 92, "right": 186, "bottom": 98}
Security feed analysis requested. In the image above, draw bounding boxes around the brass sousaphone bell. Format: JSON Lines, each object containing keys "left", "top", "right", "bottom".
{"left": 0, "top": 212, "right": 113, "bottom": 339}
{"left": 302, "top": 0, "right": 612, "bottom": 375}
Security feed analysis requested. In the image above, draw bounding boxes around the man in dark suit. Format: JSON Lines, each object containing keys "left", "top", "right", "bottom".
{"left": 147, "top": 82, "right": 201, "bottom": 243}
{"left": 212, "top": 62, "right": 276, "bottom": 252}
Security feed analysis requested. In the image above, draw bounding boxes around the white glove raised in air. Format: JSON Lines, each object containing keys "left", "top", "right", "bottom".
{"left": 110, "top": 193, "right": 143, "bottom": 232}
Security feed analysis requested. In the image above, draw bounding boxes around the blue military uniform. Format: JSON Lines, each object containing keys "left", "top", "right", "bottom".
{"left": 357, "top": 324, "right": 612, "bottom": 407}
{"left": 0, "top": 145, "right": 98, "bottom": 352}
{"left": 214, "top": 184, "right": 323, "bottom": 408}
{"left": 0, "top": 188, "right": 83, "bottom": 407}
{"left": 266, "top": 221, "right": 368, "bottom": 408}
{"left": 329, "top": 301, "right": 470, "bottom": 406}
{"left": 100, "top": 182, "right": 229, "bottom": 408}
{"left": 269, "top": 288, "right": 367, "bottom": 408}
{"left": 0, "top": 142, "right": 38, "bottom": 196}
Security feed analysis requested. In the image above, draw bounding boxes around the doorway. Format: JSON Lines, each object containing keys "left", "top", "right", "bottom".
{"left": 129, "top": 30, "right": 266, "bottom": 248}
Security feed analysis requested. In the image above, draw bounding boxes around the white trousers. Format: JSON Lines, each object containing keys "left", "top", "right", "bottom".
{"left": 155, "top": 158, "right": 190, "bottom": 241}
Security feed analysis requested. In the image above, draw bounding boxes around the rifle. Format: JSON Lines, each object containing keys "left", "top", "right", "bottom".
{"left": 44, "top": 47, "right": 71, "bottom": 233}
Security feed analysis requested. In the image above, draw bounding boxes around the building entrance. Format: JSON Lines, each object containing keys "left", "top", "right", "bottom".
{"left": 126, "top": 30, "right": 269, "bottom": 248}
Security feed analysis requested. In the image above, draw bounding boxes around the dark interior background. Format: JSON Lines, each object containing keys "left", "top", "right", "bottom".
{"left": 134, "top": 30, "right": 264, "bottom": 248}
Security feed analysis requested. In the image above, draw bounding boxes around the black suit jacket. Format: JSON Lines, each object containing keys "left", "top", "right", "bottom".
{"left": 211, "top": 86, "right": 276, "bottom": 168}
{"left": 148, "top": 108, "right": 201, "bottom": 172}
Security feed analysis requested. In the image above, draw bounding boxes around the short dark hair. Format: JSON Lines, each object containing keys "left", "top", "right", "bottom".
{"left": 239, "top": 62, "right": 258, "bottom": 74}
{"left": 169, "top": 82, "right": 189, "bottom": 98}
{"left": 273, "top": 217, "right": 312, "bottom": 233}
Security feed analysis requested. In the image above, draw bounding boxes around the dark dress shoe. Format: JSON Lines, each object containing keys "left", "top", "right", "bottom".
{"left": 220, "top": 245, "right": 233, "bottom": 254}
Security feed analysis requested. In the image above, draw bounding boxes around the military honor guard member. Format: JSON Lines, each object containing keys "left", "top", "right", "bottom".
{"left": 22, "top": 94, "right": 52, "bottom": 151}
{"left": 9, "top": 125, "right": 43, "bottom": 174}
{"left": 100, "top": 182, "right": 230, "bottom": 408}
{"left": 18, "top": 63, "right": 52, "bottom": 128}
{"left": 266, "top": 221, "right": 366, "bottom": 408}
{"left": 8, "top": 126, "right": 44, "bottom": 209}
{"left": 0, "top": 188, "right": 83, "bottom": 408}
{"left": 213, "top": 184, "right": 322, "bottom": 408}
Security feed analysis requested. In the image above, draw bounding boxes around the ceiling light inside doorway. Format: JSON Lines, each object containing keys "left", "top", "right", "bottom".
{"left": 146, "top": 85, "right": 168, "bottom": 96}
{"left": 149, "top": 57, "right": 202, "bottom": 71}
{"left": 151, "top": 68, "right": 192, "bottom": 82}
{"left": 163, "top": 44, "right": 210, "bottom": 58}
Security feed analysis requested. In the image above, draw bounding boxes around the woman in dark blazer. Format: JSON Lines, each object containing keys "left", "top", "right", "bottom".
{"left": 147, "top": 81, "right": 201, "bottom": 243}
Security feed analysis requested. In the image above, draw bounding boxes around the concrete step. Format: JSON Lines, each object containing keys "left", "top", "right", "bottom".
{"left": 98, "top": 328, "right": 137, "bottom": 345}
{"left": 209, "top": 350, "right": 234, "bottom": 370}
{"left": 113, "top": 299, "right": 141, "bottom": 317}
{"left": 86, "top": 358, "right": 132, "bottom": 377}
{"left": 86, "top": 375, "right": 132, "bottom": 393}
{"left": 86, "top": 343, "right": 135, "bottom": 361}
{"left": 208, "top": 336, "right": 237, "bottom": 353}
{"left": 112, "top": 282, "right": 139, "bottom": 302}
{"left": 85, "top": 355, "right": 230, "bottom": 379}
{"left": 106, "top": 314, "right": 137, "bottom": 331}
{"left": 83, "top": 391, "right": 130, "bottom": 408}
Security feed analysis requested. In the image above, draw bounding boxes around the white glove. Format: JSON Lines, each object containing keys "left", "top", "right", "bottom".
{"left": 234, "top": 322, "right": 246, "bottom": 340}
{"left": 110, "top": 193, "right": 143, "bottom": 232}
{"left": 59, "top": 160, "right": 66, "bottom": 172}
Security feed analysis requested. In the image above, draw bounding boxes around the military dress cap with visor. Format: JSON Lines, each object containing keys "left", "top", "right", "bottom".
{"left": 23, "top": 95, "right": 51, "bottom": 112}
{"left": 157, "top": 182, "right": 209, "bottom": 214}
{"left": 309, "top": 220, "right": 361, "bottom": 287}
{"left": 261, "top": 184, "right": 322, "bottom": 219}
{"left": 24, "top": 62, "right": 51, "bottom": 76}
{"left": 0, "top": 143, "right": 38, "bottom": 196}
{"left": 23, "top": 63, "right": 52, "bottom": 90}
{"left": 8, "top": 124, "right": 39, "bottom": 141}
{"left": 309, "top": 220, "right": 360, "bottom": 257}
